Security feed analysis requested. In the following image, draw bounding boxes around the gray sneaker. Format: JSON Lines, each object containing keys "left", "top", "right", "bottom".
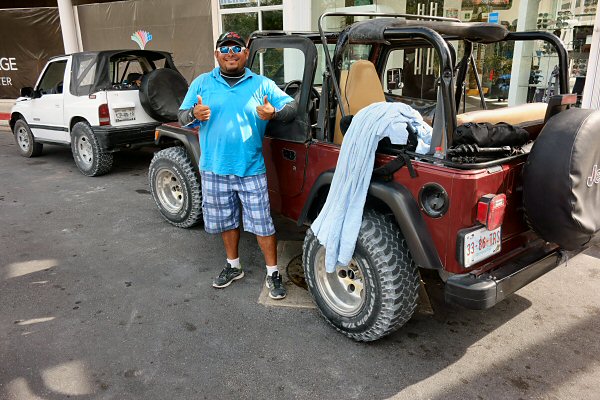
{"left": 212, "top": 265, "right": 244, "bottom": 288}
{"left": 266, "top": 271, "right": 287, "bottom": 299}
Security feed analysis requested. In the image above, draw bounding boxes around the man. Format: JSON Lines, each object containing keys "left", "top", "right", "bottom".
{"left": 178, "top": 32, "right": 297, "bottom": 299}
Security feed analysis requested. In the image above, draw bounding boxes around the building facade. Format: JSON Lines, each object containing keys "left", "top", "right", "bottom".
{"left": 1, "top": 0, "right": 599, "bottom": 108}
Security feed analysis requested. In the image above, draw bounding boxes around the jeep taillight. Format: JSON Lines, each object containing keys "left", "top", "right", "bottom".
{"left": 477, "top": 194, "right": 506, "bottom": 231}
{"left": 99, "top": 104, "right": 110, "bottom": 126}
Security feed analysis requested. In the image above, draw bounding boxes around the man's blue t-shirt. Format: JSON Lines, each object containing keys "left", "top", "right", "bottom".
{"left": 179, "top": 67, "right": 293, "bottom": 177}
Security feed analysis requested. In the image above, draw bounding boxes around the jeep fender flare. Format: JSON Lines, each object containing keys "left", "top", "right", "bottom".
{"left": 298, "top": 171, "right": 442, "bottom": 270}
{"left": 156, "top": 124, "right": 201, "bottom": 173}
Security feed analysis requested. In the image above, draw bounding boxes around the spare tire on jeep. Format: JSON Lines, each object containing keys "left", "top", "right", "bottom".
{"left": 139, "top": 68, "right": 188, "bottom": 122}
{"left": 523, "top": 108, "right": 600, "bottom": 250}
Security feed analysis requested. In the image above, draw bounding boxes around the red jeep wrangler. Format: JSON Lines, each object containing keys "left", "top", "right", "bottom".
{"left": 148, "top": 13, "right": 600, "bottom": 341}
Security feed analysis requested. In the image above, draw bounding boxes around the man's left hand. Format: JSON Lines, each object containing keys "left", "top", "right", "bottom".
{"left": 256, "top": 96, "right": 276, "bottom": 120}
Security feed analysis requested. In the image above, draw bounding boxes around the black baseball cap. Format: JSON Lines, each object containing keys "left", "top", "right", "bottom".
{"left": 216, "top": 31, "right": 246, "bottom": 48}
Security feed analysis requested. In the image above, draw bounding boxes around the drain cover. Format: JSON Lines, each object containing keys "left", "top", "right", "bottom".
{"left": 286, "top": 254, "right": 307, "bottom": 290}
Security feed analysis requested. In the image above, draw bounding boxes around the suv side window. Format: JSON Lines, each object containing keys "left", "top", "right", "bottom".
{"left": 249, "top": 47, "right": 305, "bottom": 86}
{"left": 112, "top": 59, "right": 144, "bottom": 84}
{"left": 38, "top": 60, "right": 67, "bottom": 95}
{"left": 384, "top": 47, "right": 440, "bottom": 101}
{"left": 382, "top": 48, "right": 440, "bottom": 124}
{"left": 248, "top": 37, "right": 317, "bottom": 142}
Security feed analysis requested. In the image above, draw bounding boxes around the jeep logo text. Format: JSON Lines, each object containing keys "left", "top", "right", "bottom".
{"left": 587, "top": 164, "right": 600, "bottom": 187}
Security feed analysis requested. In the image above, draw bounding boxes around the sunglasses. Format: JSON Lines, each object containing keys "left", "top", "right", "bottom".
{"left": 218, "top": 45, "right": 245, "bottom": 54}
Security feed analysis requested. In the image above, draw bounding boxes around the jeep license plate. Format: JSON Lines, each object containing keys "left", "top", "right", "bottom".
{"left": 463, "top": 226, "right": 502, "bottom": 268}
{"left": 115, "top": 108, "right": 135, "bottom": 122}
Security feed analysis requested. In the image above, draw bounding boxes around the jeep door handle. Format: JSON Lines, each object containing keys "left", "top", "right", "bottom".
{"left": 282, "top": 149, "right": 296, "bottom": 161}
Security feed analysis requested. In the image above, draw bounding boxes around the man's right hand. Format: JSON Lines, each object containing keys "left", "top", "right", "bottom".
{"left": 193, "top": 95, "right": 211, "bottom": 121}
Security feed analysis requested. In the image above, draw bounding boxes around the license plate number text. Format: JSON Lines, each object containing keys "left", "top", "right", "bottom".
{"left": 463, "top": 226, "right": 502, "bottom": 268}
{"left": 115, "top": 108, "right": 135, "bottom": 122}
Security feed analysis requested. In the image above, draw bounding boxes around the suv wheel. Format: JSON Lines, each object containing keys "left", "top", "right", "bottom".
{"left": 148, "top": 146, "right": 202, "bottom": 228}
{"left": 303, "top": 209, "right": 419, "bottom": 341}
{"left": 71, "top": 122, "right": 113, "bottom": 176}
{"left": 13, "top": 119, "right": 43, "bottom": 157}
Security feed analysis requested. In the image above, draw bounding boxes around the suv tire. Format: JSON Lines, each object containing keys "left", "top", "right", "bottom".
{"left": 303, "top": 209, "right": 419, "bottom": 341}
{"left": 71, "top": 122, "right": 113, "bottom": 177}
{"left": 149, "top": 146, "right": 202, "bottom": 228}
{"left": 13, "top": 119, "right": 43, "bottom": 157}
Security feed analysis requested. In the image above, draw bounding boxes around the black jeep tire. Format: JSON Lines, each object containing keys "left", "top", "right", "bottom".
{"left": 303, "top": 209, "right": 420, "bottom": 341}
{"left": 13, "top": 119, "right": 43, "bottom": 157}
{"left": 71, "top": 122, "right": 113, "bottom": 177}
{"left": 148, "top": 146, "right": 202, "bottom": 228}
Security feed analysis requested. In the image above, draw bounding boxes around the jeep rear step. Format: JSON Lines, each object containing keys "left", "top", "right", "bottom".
{"left": 445, "top": 239, "right": 573, "bottom": 310}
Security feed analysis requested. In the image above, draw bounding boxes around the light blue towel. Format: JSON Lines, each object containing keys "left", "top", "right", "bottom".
{"left": 311, "top": 101, "right": 432, "bottom": 273}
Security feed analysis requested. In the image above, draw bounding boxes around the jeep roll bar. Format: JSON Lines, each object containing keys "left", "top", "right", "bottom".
{"left": 504, "top": 31, "right": 570, "bottom": 94}
{"left": 318, "top": 12, "right": 460, "bottom": 152}
{"left": 317, "top": 12, "right": 460, "bottom": 120}
{"left": 317, "top": 12, "right": 571, "bottom": 154}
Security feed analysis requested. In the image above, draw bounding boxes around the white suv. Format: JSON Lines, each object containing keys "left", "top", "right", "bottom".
{"left": 10, "top": 50, "right": 188, "bottom": 176}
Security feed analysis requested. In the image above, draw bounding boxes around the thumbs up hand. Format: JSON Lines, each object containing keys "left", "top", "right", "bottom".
{"left": 193, "top": 95, "right": 211, "bottom": 121}
{"left": 256, "top": 95, "right": 276, "bottom": 120}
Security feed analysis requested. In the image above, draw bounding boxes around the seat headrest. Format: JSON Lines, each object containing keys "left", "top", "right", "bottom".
{"left": 127, "top": 72, "right": 142, "bottom": 83}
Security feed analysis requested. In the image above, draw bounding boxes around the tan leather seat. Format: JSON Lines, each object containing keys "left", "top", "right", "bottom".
{"left": 456, "top": 102, "right": 547, "bottom": 126}
{"left": 333, "top": 60, "right": 386, "bottom": 145}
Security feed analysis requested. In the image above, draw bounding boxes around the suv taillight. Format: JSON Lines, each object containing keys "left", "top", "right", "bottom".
{"left": 477, "top": 194, "right": 506, "bottom": 231}
{"left": 99, "top": 104, "right": 110, "bottom": 126}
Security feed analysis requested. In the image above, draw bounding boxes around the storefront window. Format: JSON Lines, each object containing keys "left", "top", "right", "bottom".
{"left": 311, "top": 0, "right": 595, "bottom": 108}
{"left": 220, "top": 0, "right": 284, "bottom": 79}
{"left": 219, "top": 0, "right": 283, "bottom": 41}
{"left": 222, "top": 13, "right": 259, "bottom": 40}
{"left": 220, "top": 0, "right": 258, "bottom": 9}
{"left": 262, "top": 10, "right": 283, "bottom": 30}
{"left": 250, "top": 48, "right": 304, "bottom": 85}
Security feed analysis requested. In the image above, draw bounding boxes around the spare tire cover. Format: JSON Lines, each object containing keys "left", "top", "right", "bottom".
{"left": 139, "top": 69, "right": 188, "bottom": 122}
{"left": 523, "top": 108, "right": 600, "bottom": 250}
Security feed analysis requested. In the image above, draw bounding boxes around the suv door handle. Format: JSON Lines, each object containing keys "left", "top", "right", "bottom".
{"left": 282, "top": 149, "right": 296, "bottom": 161}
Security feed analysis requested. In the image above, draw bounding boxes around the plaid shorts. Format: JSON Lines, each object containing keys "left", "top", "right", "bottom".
{"left": 200, "top": 171, "right": 275, "bottom": 236}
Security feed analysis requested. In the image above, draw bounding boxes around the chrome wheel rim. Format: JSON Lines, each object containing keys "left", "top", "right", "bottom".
{"left": 314, "top": 247, "right": 365, "bottom": 317}
{"left": 155, "top": 168, "right": 183, "bottom": 213}
{"left": 16, "top": 126, "right": 30, "bottom": 151}
{"left": 77, "top": 136, "right": 93, "bottom": 167}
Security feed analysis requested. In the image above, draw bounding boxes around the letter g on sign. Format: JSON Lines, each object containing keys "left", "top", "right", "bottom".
{"left": 0, "top": 57, "right": 18, "bottom": 71}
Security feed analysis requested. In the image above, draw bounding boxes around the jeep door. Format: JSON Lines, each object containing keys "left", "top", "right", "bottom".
{"left": 30, "top": 57, "right": 69, "bottom": 143}
{"left": 248, "top": 36, "right": 317, "bottom": 217}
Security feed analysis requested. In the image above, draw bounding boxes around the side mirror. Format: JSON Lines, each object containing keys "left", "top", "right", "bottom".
{"left": 386, "top": 68, "right": 403, "bottom": 92}
{"left": 20, "top": 87, "right": 34, "bottom": 98}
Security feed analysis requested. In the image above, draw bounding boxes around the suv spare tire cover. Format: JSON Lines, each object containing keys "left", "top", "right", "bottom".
{"left": 139, "top": 69, "right": 188, "bottom": 122}
{"left": 523, "top": 108, "right": 600, "bottom": 250}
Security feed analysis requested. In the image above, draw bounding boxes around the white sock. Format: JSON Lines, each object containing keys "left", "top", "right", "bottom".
{"left": 266, "top": 265, "right": 278, "bottom": 276}
{"left": 227, "top": 258, "right": 241, "bottom": 269}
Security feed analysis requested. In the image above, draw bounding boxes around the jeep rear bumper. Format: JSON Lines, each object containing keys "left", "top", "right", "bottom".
{"left": 445, "top": 240, "right": 574, "bottom": 310}
{"left": 92, "top": 123, "right": 160, "bottom": 151}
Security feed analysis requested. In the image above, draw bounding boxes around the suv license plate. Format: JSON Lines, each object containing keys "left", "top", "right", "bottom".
{"left": 463, "top": 226, "right": 502, "bottom": 268}
{"left": 115, "top": 108, "right": 135, "bottom": 122}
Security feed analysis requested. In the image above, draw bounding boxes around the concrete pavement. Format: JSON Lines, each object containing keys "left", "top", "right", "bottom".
{"left": 0, "top": 127, "right": 599, "bottom": 400}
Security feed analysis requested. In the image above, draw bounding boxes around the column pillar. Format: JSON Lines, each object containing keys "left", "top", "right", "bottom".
{"left": 283, "top": 0, "right": 311, "bottom": 81}
{"left": 283, "top": 0, "right": 311, "bottom": 31}
{"left": 582, "top": 10, "right": 600, "bottom": 109}
{"left": 508, "top": 0, "right": 540, "bottom": 106}
{"left": 57, "top": 0, "right": 80, "bottom": 54}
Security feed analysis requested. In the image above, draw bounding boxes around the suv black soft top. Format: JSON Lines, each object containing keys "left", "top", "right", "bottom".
{"left": 346, "top": 18, "right": 509, "bottom": 44}
{"left": 69, "top": 49, "right": 177, "bottom": 96}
